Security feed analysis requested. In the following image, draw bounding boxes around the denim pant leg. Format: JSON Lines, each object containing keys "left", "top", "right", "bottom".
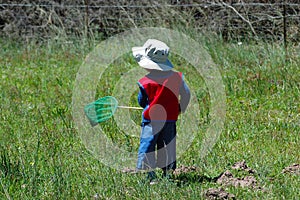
{"left": 156, "top": 122, "right": 177, "bottom": 171}
{"left": 136, "top": 123, "right": 158, "bottom": 170}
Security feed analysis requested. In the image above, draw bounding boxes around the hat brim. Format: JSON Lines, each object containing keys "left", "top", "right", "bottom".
{"left": 132, "top": 47, "right": 145, "bottom": 57}
{"left": 132, "top": 47, "right": 173, "bottom": 71}
{"left": 138, "top": 58, "right": 173, "bottom": 71}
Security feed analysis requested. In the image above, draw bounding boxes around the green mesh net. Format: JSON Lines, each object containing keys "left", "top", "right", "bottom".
{"left": 84, "top": 96, "right": 142, "bottom": 126}
{"left": 84, "top": 96, "right": 119, "bottom": 126}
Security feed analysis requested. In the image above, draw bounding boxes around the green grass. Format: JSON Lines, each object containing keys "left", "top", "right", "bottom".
{"left": 0, "top": 36, "right": 299, "bottom": 199}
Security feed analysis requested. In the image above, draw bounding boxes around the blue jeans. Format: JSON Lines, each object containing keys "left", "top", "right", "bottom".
{"left": 136, "top": 121, "right": 177, "bottom": 172}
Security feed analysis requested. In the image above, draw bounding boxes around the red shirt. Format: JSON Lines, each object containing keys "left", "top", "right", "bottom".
{"left": 138, "top": 71, "right": 183, "bottom": 121}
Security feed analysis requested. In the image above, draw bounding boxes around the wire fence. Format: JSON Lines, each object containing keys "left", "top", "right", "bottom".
{"left": 2, "top": 2, "right": 300, "bottom": 8}
{"left": 0, "top": 1, "right": 299, "bottom": 44}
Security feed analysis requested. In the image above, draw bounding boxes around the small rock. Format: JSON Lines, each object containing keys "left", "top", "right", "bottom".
{"left": 93, "top": 193, "right": 100, "bottom": 199}
{"left": 121, "top": 168, "right": 138, "bottom": 174}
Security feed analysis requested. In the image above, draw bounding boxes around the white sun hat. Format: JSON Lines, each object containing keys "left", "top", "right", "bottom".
{"left": 132, "top": 39, "right": 173, "bottom": 71}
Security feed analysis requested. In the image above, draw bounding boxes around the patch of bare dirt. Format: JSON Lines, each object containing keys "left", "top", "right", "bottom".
{"left": 216, "top": 170, "right": 258, "bottom": 188}
{"left": 231, "top": 160, "right": 256, "bottom": 174}
{"left": 215, "top": 161, "right": 264, "bottom": 190}
{"left": 282, "top": 163, "right": 300, "bottom": 175}
{"left": 173, "top": 165, "right": 198, "bottom": 175}
{"left": 205, "top": 188, "right": 235, "bottom": 200}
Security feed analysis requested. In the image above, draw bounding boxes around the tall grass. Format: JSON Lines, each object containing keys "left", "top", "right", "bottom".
{"left": 0, "top": 35, "right": 299, "bottom": 199}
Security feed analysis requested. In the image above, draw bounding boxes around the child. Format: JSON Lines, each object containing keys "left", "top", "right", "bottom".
{"left": 132, "top": 39, "right": 191, "bottom": 182}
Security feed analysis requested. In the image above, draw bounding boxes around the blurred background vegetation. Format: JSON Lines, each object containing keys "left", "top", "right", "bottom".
{"left": 0, "top": 0, "right": 299, "bottom": 44}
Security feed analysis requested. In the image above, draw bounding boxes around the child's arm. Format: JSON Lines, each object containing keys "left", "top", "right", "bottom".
{"left": 179, "top": 78, "right": 191, "bottom": 113}
{"left": 137, "top": 83, "right": 148, "bottom": 108}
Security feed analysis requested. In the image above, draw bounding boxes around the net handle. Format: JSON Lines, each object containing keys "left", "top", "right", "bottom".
{"left": 117, "top": 105, "right": 143, "bottom": 110}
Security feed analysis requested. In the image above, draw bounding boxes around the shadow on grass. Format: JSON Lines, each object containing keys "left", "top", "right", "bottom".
{"left": 173, "top": 172, "right": 219, "bottom": 187}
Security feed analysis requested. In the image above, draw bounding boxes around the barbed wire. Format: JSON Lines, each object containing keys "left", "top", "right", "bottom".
{"left": 11, "top": 13, "right": 300, "bottom": 22}
{"left": 0, "top": 2, "right": 300, "bottom": 9}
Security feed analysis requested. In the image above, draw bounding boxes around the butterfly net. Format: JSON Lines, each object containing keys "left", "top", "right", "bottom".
{"left": 84, "top": 96, "right": 118, "bottom": 125}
